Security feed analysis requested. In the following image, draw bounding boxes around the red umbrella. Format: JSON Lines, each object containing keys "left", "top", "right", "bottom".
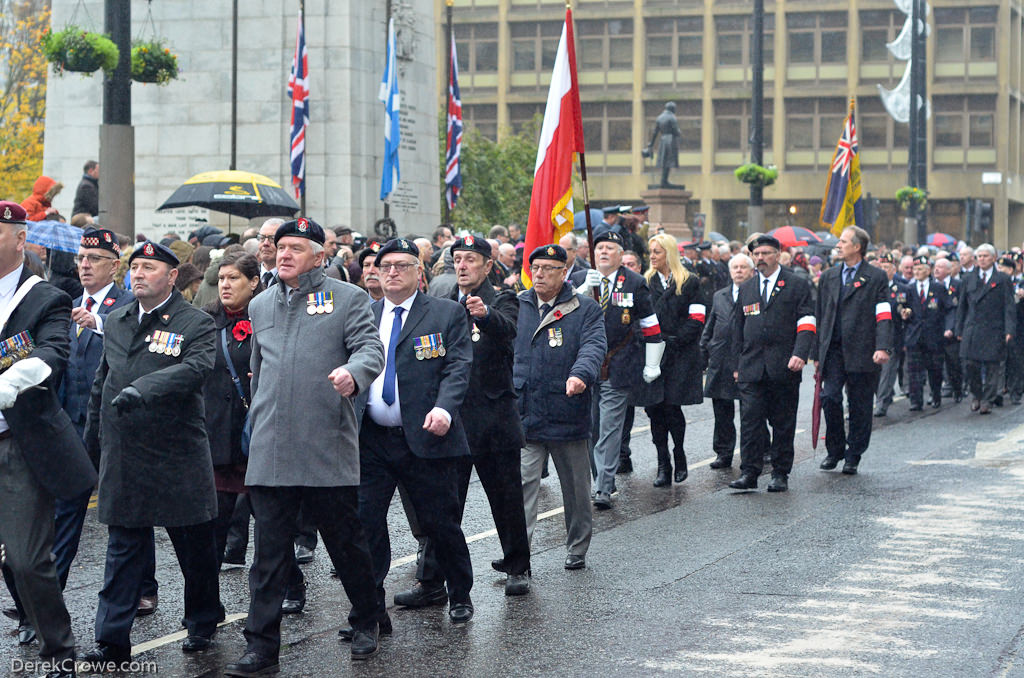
{"left": 926, "top": 232, "right": 957, "bottom": 248}
{"left": 768, "top": 226, "right": 822, "bottom": 248}
{"left": 811, "top": 366, "right": 823, "bottom": 450}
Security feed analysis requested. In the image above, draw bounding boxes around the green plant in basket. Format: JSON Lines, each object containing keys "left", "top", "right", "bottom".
{"left": 41, "top": 26, "right": 119, "bottom": 75}
{"left": 734, "top": 163, "right": 779, "bottom": 188}
{"left": 131, "top": 40, "right": 179, "bottom": 84}
{"left": 895, "top": 186, "right": 927, "bottom": 213}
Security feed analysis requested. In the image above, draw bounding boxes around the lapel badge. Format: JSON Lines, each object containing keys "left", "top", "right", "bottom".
{"left": 471, "top": 323, "right": 481, "bottom": 342}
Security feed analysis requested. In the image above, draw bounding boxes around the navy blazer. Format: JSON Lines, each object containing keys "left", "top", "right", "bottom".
{"left": 365, "top": 293, "right": 472, "bottom": 459}
{"left": 61, "top": 284, "right": 134, "bottom": 429}
{"left": 903, "top": 278, "right": 955, "bottom": 350}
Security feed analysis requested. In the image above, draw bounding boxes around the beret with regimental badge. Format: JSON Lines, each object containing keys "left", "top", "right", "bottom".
{"left": 450, "top": 234, "right": 491, "bottom": 259}
{"left": 913, "top": 255, "right": 931, "bottom": 266}
{"left": 528, "top": 244, "right": 567, "bottom": 264}
{"left": 747, "top": 234, "right": 782, "bottom": 252}
{"left": 374, "top": 238, "right": 420, "bottom": 266}
{"left": 128, "top": 240, "right": 179, "bottom": 267}
{"left": 358, "top": 240, "right": 383, "bottom": 267}
{"left": 80, "top": 227, "right": 122, "bottom": 257}
{"left": 0, "top": 201, "right": 27, "bottom": 224}
{"left": 275, "top": 217, "right": 325, "bottom": 245}
{"left": 999, "top": 255, "right": 1016, "bottom": 269}
{"left": 593, "top": 230, "right": 624, "bottom": 248}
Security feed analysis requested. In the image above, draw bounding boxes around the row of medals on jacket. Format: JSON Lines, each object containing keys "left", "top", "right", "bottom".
{"left": 307, "top": 292, "right": 334, "bottom": 315}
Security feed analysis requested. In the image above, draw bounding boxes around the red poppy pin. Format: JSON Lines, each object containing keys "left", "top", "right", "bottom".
{"left": 553, "top": 310, "right": 563, "bottom": 320}
{"left": 777, "top": 280, "right": 785, "bottom": 287}
{"left": 103, "top": 297, "right": 115, "bottom": 306}
{"left": 854, "top": 281, "right": 862, "bottom": 288}
{"left": 617, "top": 275, "right": 625, "bottom": 283}
{"left": 232, "top": 320, "right": 253, "bottom": 341}
{"left": 991, "top": 282, "right": 997, "bottom": 288}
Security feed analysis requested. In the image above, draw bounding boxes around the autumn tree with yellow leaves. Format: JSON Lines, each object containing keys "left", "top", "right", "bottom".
{"left": 0, "top": 0, "right": 50, "bottom": 201}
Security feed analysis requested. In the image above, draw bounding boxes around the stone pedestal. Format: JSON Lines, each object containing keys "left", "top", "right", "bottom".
{"left": 640, "top": 187, "right": 693, "bottom": 242}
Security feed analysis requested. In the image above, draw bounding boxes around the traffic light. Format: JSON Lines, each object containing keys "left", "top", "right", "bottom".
{"left": 862, "top": 193, "right": 881, "bottom": 232}
{"left": 978, "top": 201, "right": 993, "bottom": 233}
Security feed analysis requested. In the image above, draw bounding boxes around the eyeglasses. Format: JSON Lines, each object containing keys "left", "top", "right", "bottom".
{"left": 75, "top": 254, "right": 117, "bottom": 265}
{"left": 529, "top": 264, "right": 565, "bottom": 275}
{"left": 379, "top": 262, "right": 418, "bottom": 273}
{"left": 256, "top": 234, "right": 274, "bottom": 242}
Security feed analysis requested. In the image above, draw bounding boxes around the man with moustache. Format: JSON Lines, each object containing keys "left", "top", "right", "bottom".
{"left": 358, "top": 242, "right": 384, "bottom": 301}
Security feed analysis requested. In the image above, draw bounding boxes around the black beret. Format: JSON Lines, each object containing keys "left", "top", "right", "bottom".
{"left": 748, "top": 235, "right": 782, "bottom": 252}
{"left": 678, "top": 240, "right": 698, "bottom": 250}
{"left": 999, "top": 256, "right": 1016, "bottom": 268}
{"left": 275, "top": 217, "right": 325, "bottom": 245}
{"left": 593, "top": 230, "right": 624, "bottom": 248}
{"left": 358, "top": 241, "right": 383, "bottom": 267}
{"left": 129, "top": 240, "right": 179, "bottom": 267}
{"left": 450, "top": 234, "right": 491, "bottom": 259}
{"left": 0, "top": 201, "right": 27, "bottom": 224}
{"left": 80, "top": 227, "right": 122, "bottom": 256}
{"left": 913, "top": 255, "right": 931, "bottom": 266}
{"left": 696, "top": 241, "right": 712, "bottom": 251}
{"left": 948, "top": 252, "right": 960, "bottom": 262}
{"left": 529, "top": 244, "right": 567, "bottom": 264}
{"left": 876, "top": 252, "right": 895, "bottom": 264}
{"left": 374, "top": 238, "right": 420, "bottom": 266}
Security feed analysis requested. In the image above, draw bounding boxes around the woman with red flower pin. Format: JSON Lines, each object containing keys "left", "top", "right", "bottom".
{"left": 201, "top": 251, "right": 262, "bottom": 565}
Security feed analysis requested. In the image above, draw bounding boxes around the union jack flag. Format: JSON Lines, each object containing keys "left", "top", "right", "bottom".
{"left": 287, "top": 10, "right": 309, "bottom": 198}
{"left": 819, "top": 100, "right": 864, "bottom": 236}
{"left": 445, "top": 32, "right": 463, "bottom": 210}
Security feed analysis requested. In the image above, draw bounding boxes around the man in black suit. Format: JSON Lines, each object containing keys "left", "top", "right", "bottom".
{"left": 872, "top": 253, "right": 910, "bottom": 417}
{"left": 0, "top": 201, "right": 97, "bottom": 678}
{"left": 956, "top": 243, "right": 1015, "bottom": 414}
{"left": 933, "top": 257, "right": 964, "bottom": 402}
{"left": 902, "top": 256, "right": 955, "bottom": 410}
{"left": 357, "top": 238, "right": 476, "bottom": 625}
{"left": 728, "top": 235, "right": 816, "bottom": 492}
{"left": 814, "top": 226, "right": 893, "bottom": 475}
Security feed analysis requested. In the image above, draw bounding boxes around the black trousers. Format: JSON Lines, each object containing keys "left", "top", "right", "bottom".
{"left": 224, "top": 493, "right": 251, "bottom": 558}
{"left": 358, "top": 420, "right": 473, "bottom": 613}
{"left": 96, "top": 522, "right": 220, "bottom": 648}
{"left": 906, "top": 345, "right": 944, "bottom": 406}
{"left": 822, "top": 349, "right": 879, "bottom": 463}
{"left": 738, "top": 377, "right": 800, "bottom": 476}
{"left": 943, "top": 340, "right": 964, "bottom": 397}
{"left": 1004, "top": 342, "right": 1024, "bottom": 398}
{"left": 620, "top": 406, "right": 635, "bottom": 459}
{"left": 711, "top": 398, "right": 737, "bottom": 457}
{"left": 244, "top": 485, "right": 377, "bottom": 658}
{"left": 966, "top": 358, "right": 1005, "bottom": 406}
{"left": 645, "top": 402, "right": 686, "bottom": 456}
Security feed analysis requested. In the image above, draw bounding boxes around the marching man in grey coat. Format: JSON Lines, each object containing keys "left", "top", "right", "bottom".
{"left": 226, "top": 218, "right": 385, "bottom": 677}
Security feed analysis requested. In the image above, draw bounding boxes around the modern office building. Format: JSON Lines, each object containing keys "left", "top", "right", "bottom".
{"left": 440, "top": 0, "right": 1024, "bottom": 248}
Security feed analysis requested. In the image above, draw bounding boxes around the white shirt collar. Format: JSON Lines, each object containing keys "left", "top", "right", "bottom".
{"left": 383, "top": 291, "right": 417, "bottom": 316}
{"left": 0, "top": 264, "right": 24, "bottom": 300}
{"left": 85, "top": 282, "right": 115, "bottom": 307}
{"left": 759, "top": 266, "right": 781, "bottom": 288}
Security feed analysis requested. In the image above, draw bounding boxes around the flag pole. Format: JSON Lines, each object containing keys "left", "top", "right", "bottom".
{"left": 383, "top": 0, "right": 392, "bottom": 224}
{"left": 443, "top": 0, "right": 454, "bottom": 225}
{"left": 299, "top": 0, "right": 306, "bottom": 216}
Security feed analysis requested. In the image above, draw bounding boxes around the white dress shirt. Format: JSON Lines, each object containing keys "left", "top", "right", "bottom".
{"left": 758, "top": 266, "right": 782, "bottom": 301}
{"left": 79, "top": 282, "right": 115, "bottom": 335}
{"left": 367, "top": 293, "right": 418, "bottom": 427}
{"left": 0, "top": 264, "right": 26, "bottom": 433}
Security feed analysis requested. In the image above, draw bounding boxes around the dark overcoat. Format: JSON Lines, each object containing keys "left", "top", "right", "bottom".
{"left": 701, "top": 284, "right": 740, "bottom": 400}
{"left": 956, "top": 268, "right": 1016, "bottom": 362}
{"left": 202, "top": 306, "right": 252, "bottom": 468}
{"left": 647, "top": 272, "right": 705, "bottom": 406}
{"left": 813, "top": 262, "right": 893, "bottom": 371}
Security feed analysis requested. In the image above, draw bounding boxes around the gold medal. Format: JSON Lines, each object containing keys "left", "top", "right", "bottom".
{"left": 431, "top": 348, "right": 439, "bottom": 358}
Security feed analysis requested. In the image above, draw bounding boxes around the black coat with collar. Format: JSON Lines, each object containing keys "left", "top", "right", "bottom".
{"left": 366, "top": 292, "right": 472, "bottom": 459}
{"left": 61, "top": 283, "right": 134, "bottom": 429}
{"left": 813, "top": 262, "right": 893, "bottom": 371}
{"left": 647, "top": 272, "right": 705, "bottom": 406}
{"left": 955, "top": 268, "right": 1015, "bottom": 362}
{"left": 701, "top": 283, "right": 740, "bottom": 400}
{"left": 448, "top": 281, "right": 523, "bottom": 450}
{"left": 2, "top": 268, "right": 97, "bottom": 501}
{"left": 883, "top": 276, "right": 911, "bottom": 352}
{"left": 202, "top": 305, "right": 253, "bottom": 467}
{"left": 733, "top": 266, "right": 816, "bottom": 383}
{"left": 903, "top": 278, "right": 955, "bottom": 350}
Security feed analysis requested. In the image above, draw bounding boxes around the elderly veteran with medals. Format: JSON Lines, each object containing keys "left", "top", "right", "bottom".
{"left": 83, "top": 240, "right": 223, "bottom": 669}
{"left": 0, "top": 201, "right": 96, "bottom": 678}
{"left": 226, "top": 218, "right": 385, "bottom": 676}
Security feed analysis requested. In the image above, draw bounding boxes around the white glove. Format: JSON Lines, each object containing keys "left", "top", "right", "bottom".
{"left": 642, "top": 342, "right": 666, "bottom": 383}
{"left": 0, "top": 357, "right": 51, "bottom": 409}
{"left": 577, "top": 268, "right": 603, "bottom": 295}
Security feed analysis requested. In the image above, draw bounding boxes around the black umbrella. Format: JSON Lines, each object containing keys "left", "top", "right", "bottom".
{"left": 157, "top": 170, "right": 300, "bottom": 219}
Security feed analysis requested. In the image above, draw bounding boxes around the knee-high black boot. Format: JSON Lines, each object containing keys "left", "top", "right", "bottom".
{"left": 653, "top": 444, "right": 672, "bottom": 487}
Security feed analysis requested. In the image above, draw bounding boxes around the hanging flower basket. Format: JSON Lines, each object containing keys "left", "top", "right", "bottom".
{"left": 734, "top": 163, "right": 779, "bottom": 188}
{"left": 895, "top": 186, "right": 927, "bottom": 213}
{"left": 131, "top": 40, "right": 179, "bottom": 85}
{"left": 41, "top": 26, "right": 120, "bottom": 75}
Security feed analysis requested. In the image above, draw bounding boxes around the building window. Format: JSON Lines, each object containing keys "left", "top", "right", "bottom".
{"left": 935, "top": 6, "right": 997, "bottom": 63}
{"left": 510, "top": 21, "right": 561, "bottom": 72}
{"left": 578, "top": 19, "right": 634, "bottom": 72}
{"left": 463, "top": 104, "right": 497, "bottom": 141}
{"left": 858, "top": 97, "right": 908, "bottom": 168}
{"left": 644, "top": 100, "right": 702, "bottom": 154}
{"left": 509, "top": 103, "right": 544, "bottom": 136}
{"left": 933, "top": 95, "right": 996, "bottom": 148}
{"left": 860, "top": 10, "right": 903, "bottom": 63}
{"left": 715, "top": 14, "right": 774, "bottom": 68}
{"left": 787, "top": 13, "right": 847, "bottom": 65}
{"left": 455, "top": 23, "right": 498, "bottom": 73}
{"left": 645, "top": 16, "right": 703, "bottom": 69}
{"left": 581, "top": 102, "right": 633, "bottom": 153}
{"left": 714, "top": 99, "right": 773, "bottom": 153}
{"left": 784, "top": 98, "right": 847, "bottom": 163}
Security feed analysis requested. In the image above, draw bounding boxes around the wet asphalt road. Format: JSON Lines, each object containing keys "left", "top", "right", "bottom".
{"left": 6, "top": 371, "right": 1024, "bottom": 677}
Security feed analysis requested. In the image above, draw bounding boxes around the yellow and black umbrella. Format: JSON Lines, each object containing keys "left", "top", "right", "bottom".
{"left": 157, "top": 170, "right": 300, "bottom": 219}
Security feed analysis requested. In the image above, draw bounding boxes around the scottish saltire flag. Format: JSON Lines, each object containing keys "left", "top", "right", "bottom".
{"left": 445, "top": 31, "right": 463, "bottom": 211}
{"left": 819, "top": 99, "right": 864, "bottom": 237}
{"left": 379, "top": 17, "right": 401, "bottom": 201}
{"left": 287, "top": 10, "right": 309, "bottom": 199}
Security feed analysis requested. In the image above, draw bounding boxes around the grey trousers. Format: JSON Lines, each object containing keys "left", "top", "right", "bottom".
{"left": 0, "top": 436, "right": 75, "bottom": 663}
{"left": 874, "top": 347, "right": 901, "bottom": 410}
{"left": 590, "top": 380, "right": 631, "bottom": 495}
{"left": 521, "top": 440, "right": 592, "bottom": 557}
{"left": 967, "top": 359, "right": 1005, "bottom": 406}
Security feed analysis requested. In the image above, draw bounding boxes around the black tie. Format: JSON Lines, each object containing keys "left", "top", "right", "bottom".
{"left": 539, "top": 303, "right": 551, "bottom": 319}
{"left": 262, "top": 272, "right": 274, "bottom": 287}
{"left": 762, "top": 278, "right": 769, "bottom": 304}
{"left": 844, "top": 267, "right": 854, "bottom": 286}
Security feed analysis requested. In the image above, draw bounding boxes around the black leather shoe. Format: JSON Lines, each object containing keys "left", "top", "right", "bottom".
{"left": 709, "top": 456, "right": 733, "bottom": 469}
{"left": 491, "top": 558, "right": 507, "bottom": 573}
{"left": 82, "top": 643, "right": 131, "bottom": 672}
{"left": 17, "top": 622, "right": 36, "bottom": 645}
{"left": 908, "top": 403, "right": 922, "bottom": 411}
{"left": 350, "top": 626, "right": 379, "bottom": 660}
{"left": 137, "top": 594, "right": 158, "bottom": 616}
{"left": 505, "top": 572, "right": 530, "bottom": 596}
{"left": 728, "top": 472, "right": 757, "bottom": 490}
{"left": 766, "top": 474, "right": 788, "bottom": 493}
{"left": 44, "top": 663, "right": 75, "bottom": 678}
{"left": 873, "top": 408, "right": 887, "bottom": 417}
{"left": 394, "top": 581, "right": 447, "bottom": 608}
{"left": 224, "top": 651, "right": 279, "bottom": 677}
{"left": 2, "top": 606, "right": 18, "bottom": 620}
{"left": 449, "top": 601, "right": 474, "bottom": 624}
{"left": 652, "top": 466, "right": 671, "bottom": 487}
{"left": 294, "top": 545, "right": 315, "bottom": 564}
{"left": 930, "top": 399, "right": 941, "bottom": 409}
{"left": 674, "top": 468, "right": 688, "bottom": 483}
{"left": 820, "top": 456, "right": 841, "bottom": 470}
{"left": 182, "top": 634, "right": 212, "bottom": 652}
{"left": 564, "top": 554, "right": 586, "bottom": 570}
{"left": 994, "top": 395, "right": 1004, "bottom": 407}
{"left": 339, "top": 615, "right": 392, "bottom": 641}
{"left": 842, "top": 461, "right": 859, "bottom": 475}
{"left": 281, "top": 581, "right": 306, "bottom": 614}
{"left": 616, "top": 456, "right": 633, "bottom": 473}
{"left": 954, "top": 393, "right": 964, "bottom": 403}
{"left": 222, "top": 550, "right": 245, "bottom": 566}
